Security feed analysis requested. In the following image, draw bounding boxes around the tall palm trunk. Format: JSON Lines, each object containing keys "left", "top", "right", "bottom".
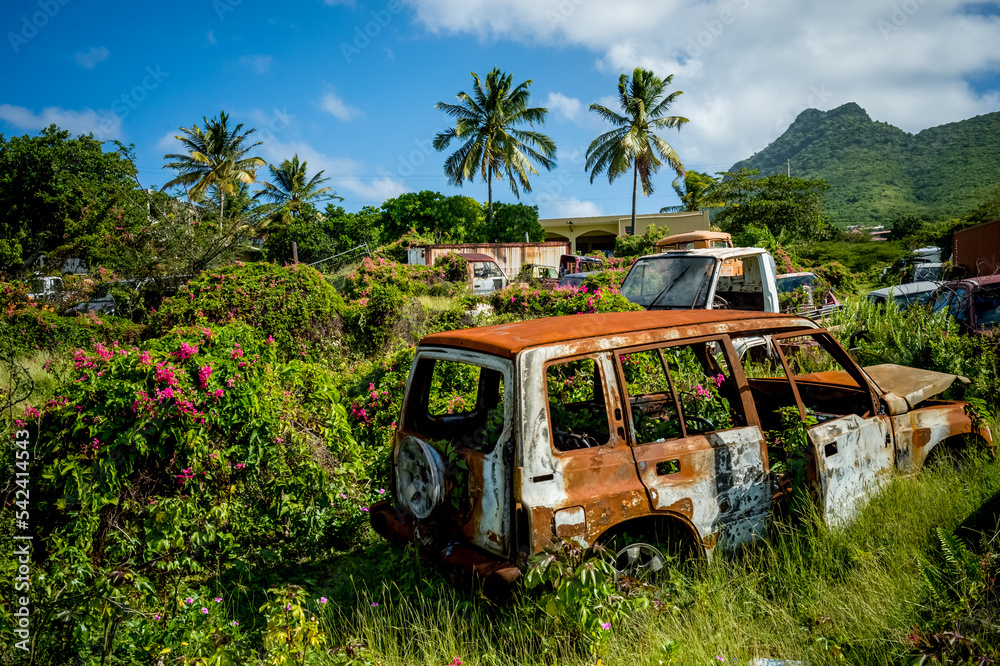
{"left": 220, "top": 190, "right": 225, "bottom": 222}
{"left": 487, "top": 163, "right": 494, "bottom": 226}
{"left": 631, "top": 160, "right": 638, "bottom": 232}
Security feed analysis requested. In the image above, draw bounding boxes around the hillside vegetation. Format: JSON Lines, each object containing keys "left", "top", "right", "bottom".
{"left": 730, "top": 103, "right": 1000, "bottom": 226}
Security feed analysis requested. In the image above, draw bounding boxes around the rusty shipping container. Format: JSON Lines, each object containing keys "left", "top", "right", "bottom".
{"left": 954, "top": 219, "right": 1000, "bottom": 277}
{"left": 407, "top": 242, "right": 572, "bottom": 278}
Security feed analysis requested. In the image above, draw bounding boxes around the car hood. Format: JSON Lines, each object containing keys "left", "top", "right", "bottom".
{"left": 863, "top": 363, "right": 969, "bottom": 413}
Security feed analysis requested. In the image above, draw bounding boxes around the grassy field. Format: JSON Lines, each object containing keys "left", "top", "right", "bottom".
{"left": 305, "top": 450, "right": 1000, "bottom": 666}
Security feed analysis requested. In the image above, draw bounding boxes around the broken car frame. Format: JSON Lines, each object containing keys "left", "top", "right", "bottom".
{"left": 370, "top": 310, "right": 991, "bottom": 596}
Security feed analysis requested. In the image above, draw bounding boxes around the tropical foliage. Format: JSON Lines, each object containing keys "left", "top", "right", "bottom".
{"left": 586, "top": 67, "right": 688, "bottom": 228}
{"left": 162, "top": 110, "right": 266, "bottom": 220}
{"left": 256, "top": 154, "right": 339, "bottom": 224}
{"left": 660, "top": 170, "right": 719, "bottom": 213}
{"left": 434, "top": 67, "right": 556, "bottom": 225}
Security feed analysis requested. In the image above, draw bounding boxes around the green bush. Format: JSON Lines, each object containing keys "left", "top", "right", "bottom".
{"left": 6, "top": 324, "right": 369, "bottom": 662}
{"left": 1, "top": 306, "right": 144, "bottom": 356}
{"left": 489, "top": 282, "right": 642, "bottom": 319}
{"left": 613, "top": 224, "right": 669, "bottom": 259}
{"left": 434, "top": 251, "right": 469, "bottom": 284}
{"left": 151, "top": 262, "right": 342, "bottom": 359}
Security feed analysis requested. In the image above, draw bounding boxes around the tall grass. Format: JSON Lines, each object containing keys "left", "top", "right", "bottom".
{"left": 318, "top": 454, "right": 1000, "bottom": 665}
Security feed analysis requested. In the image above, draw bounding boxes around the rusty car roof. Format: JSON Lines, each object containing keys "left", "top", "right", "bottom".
{"left": 656, "top": 230, "right": 732, "bottom": 247}
{"left": 420, "top": 310, "right": 813, "bottom": 358}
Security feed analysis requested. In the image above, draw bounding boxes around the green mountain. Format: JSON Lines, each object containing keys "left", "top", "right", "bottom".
{"left": 728, "top": 102, "right": 1000, "bottom": 227}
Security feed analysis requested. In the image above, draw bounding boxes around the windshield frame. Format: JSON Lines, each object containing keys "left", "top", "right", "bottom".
{"left": 621, "top": 255, "right": 719, "bottom": 309}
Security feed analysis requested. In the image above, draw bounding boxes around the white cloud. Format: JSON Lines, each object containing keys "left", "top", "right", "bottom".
{"left": 0, "top": 104, "right": 122, "bottom": 140}
{"left": 322, "top": 0, "right": 355, "bottom": 5}
{"left": 259, "top": 137, "right": 405, "bottom": 202}
{"left": 74, "top": 46, "right": 109, "bottom": 69}
{"left": 407, "top": 0, "right": 1000, "bottom": 170}
{"left": 544, "top": 198, "right": 604, "bottom": 218}
{"left": 206, "top": 30, "right": 217, "bottom": 45}
{"left": 239, "top": 55, "right": 273, "bottom": 75}
{"left": 544, "top": 92, "right": 581, "bottom": 119}
{"left": 319, "top": 92, "right": 361, "bottom": 121}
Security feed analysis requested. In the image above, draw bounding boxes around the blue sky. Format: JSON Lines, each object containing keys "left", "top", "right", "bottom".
{"left": 2, "top": 0, "right": 999, "bottom": 218}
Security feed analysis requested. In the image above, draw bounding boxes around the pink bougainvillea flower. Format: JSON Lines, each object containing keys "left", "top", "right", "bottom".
{"left": 319, "top": 597, "right": 327, "bottom": 604}
{"left": 174, "top": 342, "right": 198, "bottom": 360}
{"left": 201, "top": 607, "right": 208, "bottom": 614}
{"left": 185, "top": 598, "right": 193, "bottom": 604}
{"left": 601, "top": 622, "right": 611, "bottom": 630}
{"left": 214, "top": 597, "right": 222, "bottom": 603}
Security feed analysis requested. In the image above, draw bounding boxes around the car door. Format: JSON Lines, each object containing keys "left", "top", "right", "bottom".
{"left": 616, "top": 336, "right": 771, "bottom": 552}
{"left": 767, "top": 331, "right": 894, "bottom": 527}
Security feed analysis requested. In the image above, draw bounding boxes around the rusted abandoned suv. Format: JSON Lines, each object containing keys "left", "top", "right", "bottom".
{"left": 370, "top": 310, "right": 991, "bottom": 594}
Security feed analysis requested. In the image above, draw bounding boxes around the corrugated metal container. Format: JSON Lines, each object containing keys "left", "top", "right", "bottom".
{"left": 407, "top": 242, "right": 572, "bottom": 278}
{"left": 954, "top": 219, "right": 1000, "bottom": 277}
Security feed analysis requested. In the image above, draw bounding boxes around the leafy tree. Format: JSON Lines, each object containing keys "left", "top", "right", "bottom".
{"left": 162, "top": 111, "right": 266, "bottom": 220}
{"left": 379, "top": 191, "right": 483, "bottom": 244}
{"left": 255, "top": 154, "right": 339, "bottom": 225}
{"left": 586, "top": 68, "right": 688, "bottom": 230}
{"left": 890, "top": 214, "right": 924, "bottom": 241}
{"left": 473, "top": 202, "right": 545, "bottom": 243}
{"left": 709, "top": 168, "right": 832, "bottom": 240}
{"left": 660, "top": 170, "right": 718, "bottom": 213}
{"left": 613, "top": 223, "right": 669, "bottom": 259}
{"left": 0, "top": 126, "right": 142, "bottom": 274}
{"left": 433, "top": 67, "right": 556, "bottom": 225}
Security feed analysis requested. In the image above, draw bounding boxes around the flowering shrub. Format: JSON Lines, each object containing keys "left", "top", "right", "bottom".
{"left": 488, "top": 282, "right": 641, "bottom": 319}
{"left": 434, "top": 251, "right": 469, "bottom": 283}
{"left": 340, "top": 256, "right": 446, "bottom": 302}
{"left": 15, "top": 323, "right": 365, "bottom": 660}
{"left": 152, "top": 262, "right": 342, "bottom": 359}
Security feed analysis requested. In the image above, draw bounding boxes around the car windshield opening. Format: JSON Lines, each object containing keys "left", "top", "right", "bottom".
{"left": 621, "top": 256, "right": 716, "bottom": 309}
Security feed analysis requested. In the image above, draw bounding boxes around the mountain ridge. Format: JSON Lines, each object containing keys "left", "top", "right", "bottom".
{"left": 728, "top": 103, "right": 1000, "bottom": 226}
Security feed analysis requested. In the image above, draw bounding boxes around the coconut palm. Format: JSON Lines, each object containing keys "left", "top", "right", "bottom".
{"left": 162, "top": 111, "right": 266, "bottom": 220}
{"left": 660, "top": 170, "right": 719, "bottom": 213}
{"left": 256, "top": 155, "right": 339, "bottom": 218}
{"left": 586, "top": 68, "right": 688, "bottom": 230}
{"left": 434, "top": 67, "right": 556, "bottom": 225}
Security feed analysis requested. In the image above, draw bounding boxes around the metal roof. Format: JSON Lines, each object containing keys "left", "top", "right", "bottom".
{"left": 420, "top": 310, "right": 811, "bottom": 358}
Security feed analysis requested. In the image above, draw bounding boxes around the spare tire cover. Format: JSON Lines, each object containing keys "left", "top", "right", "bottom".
{"left": 395, "top": 436, "right": 446, "bottom": 520}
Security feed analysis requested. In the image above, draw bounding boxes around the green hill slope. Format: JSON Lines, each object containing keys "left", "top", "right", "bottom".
{"left": 729, "top": 103, "right": 1000, "bottom": 227}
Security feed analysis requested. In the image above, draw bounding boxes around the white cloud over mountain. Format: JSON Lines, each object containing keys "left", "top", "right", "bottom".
{"left": 406, "top": 0, "right": 1000, "bottom": 170}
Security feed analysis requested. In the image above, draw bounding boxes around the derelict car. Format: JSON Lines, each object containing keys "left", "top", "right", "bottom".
{"left": 370, "top": 310, "right": 990, "bottom": 594}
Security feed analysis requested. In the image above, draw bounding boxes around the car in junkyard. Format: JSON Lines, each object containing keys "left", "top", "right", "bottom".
{"left": 370, "top": 310, "right": 990, "bottom": 595}
{"left": 620, "top": 247, "right": 779, "bottom": 312}
{"left": 867, "top": 281, "right": 942, "bottom": 311}
{"left": 457, "top": 253, "right": 509, "bottom": 295}
{"left": 929, "top": 275, "right": 1000, "bottom": 336}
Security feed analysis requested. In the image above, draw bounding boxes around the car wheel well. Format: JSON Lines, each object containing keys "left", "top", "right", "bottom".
{"left": 594, "top": 514, "right": 704, "bottom": 562}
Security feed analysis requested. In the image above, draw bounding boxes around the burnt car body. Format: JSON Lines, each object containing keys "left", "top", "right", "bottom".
{"left": 370, "top": 310, "right": 990, "bottom": 595}
{"left": 930, "top": 275, "right": 1000, "bottom": 336}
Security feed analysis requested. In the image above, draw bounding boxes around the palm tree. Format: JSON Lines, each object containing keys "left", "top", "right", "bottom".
{"left": 434, "top": 67, "right": 556, "bottom": 225}
{"left": 586, "top": 68, "right": 688, "bottom": 230}
{"left": 660, "top": 170, "right": 719, "bottom": 213}
{"left": 162, "top": 111, "right": 266, "bottom": 220}
{"left": 256, "top": 154, "right": 339, "bottom": 219}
